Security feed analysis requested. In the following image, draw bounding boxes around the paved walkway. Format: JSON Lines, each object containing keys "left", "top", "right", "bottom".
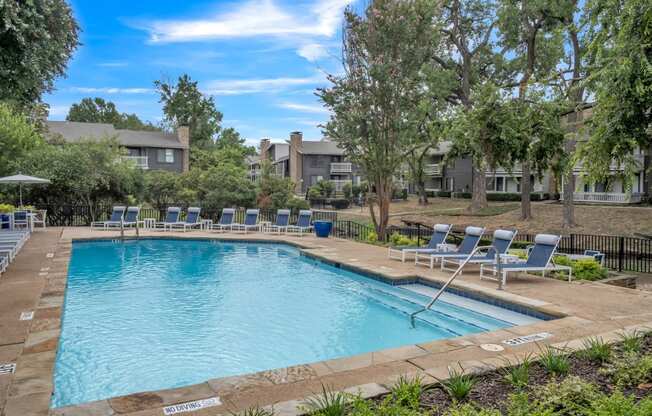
{"left": 0, "top": 228, "right": 651, "bottom": 416}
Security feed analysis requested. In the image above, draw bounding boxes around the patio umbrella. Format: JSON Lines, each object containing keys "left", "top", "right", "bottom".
{"left": 0, "top": 173, "right": 50, "bottom": 207}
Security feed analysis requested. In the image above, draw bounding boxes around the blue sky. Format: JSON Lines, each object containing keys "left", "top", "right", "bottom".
{"left": 45, "top": 0, "right": 359, "bottom": 144}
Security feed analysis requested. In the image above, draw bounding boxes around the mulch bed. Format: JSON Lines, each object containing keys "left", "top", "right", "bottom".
{"left": 380, "top": 333, "right": 652, "bottom": 414}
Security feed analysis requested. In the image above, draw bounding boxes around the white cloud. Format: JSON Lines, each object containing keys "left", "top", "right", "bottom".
{"left": 297, "top": 43, "right": 329, "bottom": 62}
{"left": 47, "top": 105, "right": 70, "bottom": 119}
{"left": 278, "top": 101, "right": 329, "bottom": 114}
{"left": 140, "top": 0, "right": 354, "bottom": 43}
{"left": 67, "top": 87, "right": 154, "bottom": 95}
{"left": 203, "top": 74, "right": 326, "bottom": 95}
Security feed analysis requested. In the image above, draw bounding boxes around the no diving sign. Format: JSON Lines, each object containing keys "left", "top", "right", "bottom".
{"left": 163, "top": 397, "right": 221, "bottom": 415}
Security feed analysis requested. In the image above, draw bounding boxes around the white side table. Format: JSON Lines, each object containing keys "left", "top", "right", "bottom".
{"left": 259, "top": 221, "right": 271, "bottom": 232}
{"left": 201, "top": 219, "right": 213, "bottom": 231}
{"left": 143, "top": 218, "right": 156, "bottom": 229}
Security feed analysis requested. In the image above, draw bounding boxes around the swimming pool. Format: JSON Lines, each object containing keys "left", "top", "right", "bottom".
{"left": 53, "top": 239, "right": 542, "bottom": 407}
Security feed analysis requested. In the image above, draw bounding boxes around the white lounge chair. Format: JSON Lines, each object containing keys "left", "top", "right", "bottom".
{"left": 231, "top": 209, "right": 260, "bottom": 233}
{"left": 440, "top": 229, "right": 517, "bottom": 272}
{"left": 414, "top": 226, "right": 486, "bottom": 269}
{"left": 212, "top": 208, "right": 235, "bottom": 232}
{"left": 265, "top": 209, "right": 291, "bottom": 234}
{"left": 480, "top": 234, "right": 572, "bottom": 286}
{"left": 154, "top": 207, "right": 181, "bottom": 231}
{"left": 286, "top": 210, "right": 313, "bottom": 236}
{"left": 388, "top": 224, "right": 452, "bottom": 262}
{"left": 169, "top": 207, "right": 202, "bottom": 232}
{"left": 91, "top": 206, "right": 126, "bottom": 230}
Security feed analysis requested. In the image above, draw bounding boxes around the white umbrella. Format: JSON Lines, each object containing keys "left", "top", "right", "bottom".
{"left": 0, "top": 173, "right": 50, "bottom": 207}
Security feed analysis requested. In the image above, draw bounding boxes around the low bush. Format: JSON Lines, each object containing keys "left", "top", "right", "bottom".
{"left": 553, "top": 256, "right": 608, "bottom": 281}
{"left": 0, "top": 203, "right": 16, "bottom": 214}
{"left": 436, "top": 191, "right": 451, "bottom": 197}
{"left": 619, "top": 330, "right": 644, "bottom": 353}
{"left": 366, "top": 231, "right": 378, "bottom": 243}
{"left": 439, "top": 365, "right": 476, "bottom": 401}
{"left": 534, "top": 376, "right": 602, "bottom": 415}
{"left": 330, "top": 199, "right": 351, "bottom": 210}
{"left": 600, "top": 351, "right": 652, "bottom": 388}
{"left": 389, "top": 376, "right": 423, "bottom": 409}
{"left": 539, "top": 345, "right": 570, "bottom": 377}
{"left": 579, "top": 337, "right": 612, "bottom": 363}
{"left": 287, "top": 197, "right": 310, "bottom": 211}
{"left": 301, "top": 385, "right": 349, "bottom": 416}
{"left": 389, "top": 232, "right": 419, "bottom": 247}
{"left": 500, "top": 354, "right": 532, "bottom": 390}
{"left": 452, "top": 192, "right": 472, "bottom": 199}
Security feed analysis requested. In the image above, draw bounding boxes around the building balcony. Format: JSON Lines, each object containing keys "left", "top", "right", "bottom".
{"left": 330, "top": 162, "right": 352, "bottom": 174}
{"left": 486, "top": 166, "right": 522, "bottom": 175}
{"left": 572, "top": 153, "right": 644, "bottom": 173}
{"left": 424, "top": 163, "right": 442, "bottom": 176}
{"left": 562, "top": 192, "right": 643, "bottom": 204}
{"left": 122, "top": 156, "right": 148, "bottom": 170}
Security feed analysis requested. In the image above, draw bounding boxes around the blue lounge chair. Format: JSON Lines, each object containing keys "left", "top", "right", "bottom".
{"left": 440, "top": 229, "right": 517, "bottom": 272}
{"left": 154, "top": 207, "right": 181, "bottom": 231}
{"left": 414, "top": 226, "right": 486, "bottom": 269}
{"left": 388, "top": 224, "right": 452, "bottom": 262}
{"left": 121, "top": 206, "right": 144, "bottom": 228}
{"left": 265, "top": 209, "right": 291, "bottom": 234}
{"left": 212, "top": 208, "right": 235, "bottom": 232}
{"left": 480, "top": 234, "right": 572, "bottom": 286}
{"left": 286, "top": 210, "right": 313, "bottom": 236}
{"left": 169, "top": 207, "right": 202, "bottom": 232}
{"left": 91, "top": 206, "right": 126, "bottom": 230}
{"left": 231, "top": 209, "right": 260, "bottom": 233}
{"left": 13, "top": 211, "right": 30, "bottom": 230}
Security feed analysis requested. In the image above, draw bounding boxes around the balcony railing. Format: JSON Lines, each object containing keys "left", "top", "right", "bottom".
{"left": 331, "top": 162, "right": 352, "bottom": 174}
{"left": 562, "top": 192, "right": 643, "bottom": 204}
{"left": 122, "top": 156, "right": 148, "bottom": 169}
{"left": 486, "top": 166, "right": 522, "bottom": 175}
{"left": 424, "top": 163, "right": 442, "bottom": 176}
{"left": 330, "top": 179, "right": 352, "bottom": 192}
{"left": 573, "top": 154, "right": 644, "bottom": 173}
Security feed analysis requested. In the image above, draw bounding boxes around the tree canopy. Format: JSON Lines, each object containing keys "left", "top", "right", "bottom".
{"left": 0, "top": 103, "right": 45, "bottom": 177}
{"left": 67, "top": 97, "right": 161, "bottom": 131}
{"left": 0, "top": 0, "right": 79, "bottom": 108}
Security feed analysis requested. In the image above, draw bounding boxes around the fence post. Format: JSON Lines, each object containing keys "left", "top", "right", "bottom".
{"left": 618, "top": 236, "right": 625, "bottom": 272}
{"left": 417, "top": 224, "right": 421, "bottom": 246}
{"left": 570, "top": 234, "right": 575, "bottom": 254}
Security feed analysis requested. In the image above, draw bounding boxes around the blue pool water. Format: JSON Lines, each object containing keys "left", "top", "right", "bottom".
{"left": 53, "top": 239, "right": 541, "bottom": 407}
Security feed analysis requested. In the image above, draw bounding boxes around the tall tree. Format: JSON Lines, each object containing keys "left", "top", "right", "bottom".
{"left": 431, "top": 0, "right": 503, "bottom": 213}
{"left": 497, "top": 0, "right": 568, "bottom": 219}
{"left": 319, "top": 0, "right": 441, "bottom": 239}
{"left": 155, "top": 75, "right": 223, "bottom": 149}
{"left": 67, "top": 97, "right": 160, "bottom": 131}
{"left": 0, "top": 0, "right": 79, "bottom": 107}
{"left": 580, "top": 0, "right": 652, "bottom": 182}
{"left": 0, "top": 103, "right": 44, "bottom": 177}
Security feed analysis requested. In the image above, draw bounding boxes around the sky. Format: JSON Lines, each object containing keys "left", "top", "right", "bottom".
{"left": 44, "top": 0, "right": 361, "bottom": 145}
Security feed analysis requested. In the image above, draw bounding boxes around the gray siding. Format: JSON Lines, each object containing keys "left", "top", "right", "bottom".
{"left": 126, "top": 147, "right": 184, "bottom": 172}
{"left": 443, "top": 157, "right": 473, "bottom": 192}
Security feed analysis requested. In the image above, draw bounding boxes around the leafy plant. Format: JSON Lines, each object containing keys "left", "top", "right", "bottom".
{"left": 619, "top": 330, "right": 643, "bottom": 353}
{"left": 389, "top": 375, "right": 423, "bottom": 409}
{"left": 553, "top": 256, "right": 607, "bottom": 281}
{"left": 500, "top": 354, "right": 533, "bottom": 390}
{"left": 579, "top": 337, "right": 612, "bottom": 363}
{"left": 389, "top": 232, "right": 419, "bottom": 247}
{"left": 600, "top": 352, "right": 652, "bottom": 388}
{"left": 589, "top": 391, "right": 652, "bottom": 416}
{"left": 539, "top": 345, "right": 570, "bottom": 377}
{"left": 0, "top": 204, "right": 16, "bottom": 214}
{"left": 232, "top": 406, "right": 275, "bottom": 416}
{"left": 366, "top": 231, "right": 378, "bottom": 244}
{"left": 444, "top": 403, "right": 501, "bottom": 416}
{"left": 439, "top": 365, "right": 476, "bottom": 402}
{"left": 535, "top": 376, "right": 601, "bottom": 415}
{"left": 301, "top": 385, "right": 349, "bottom": 416}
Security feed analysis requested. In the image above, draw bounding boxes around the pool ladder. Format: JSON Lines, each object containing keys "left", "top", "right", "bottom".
{"left": 119, "top": 220, "right": 140, "bottom": 240}
{"left": 409, "top": 245, "right": 503, "bottom": 327}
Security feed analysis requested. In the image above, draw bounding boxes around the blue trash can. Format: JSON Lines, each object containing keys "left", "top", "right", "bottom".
{"left": 313, "top": 220, "right": 333, "bottom": 238}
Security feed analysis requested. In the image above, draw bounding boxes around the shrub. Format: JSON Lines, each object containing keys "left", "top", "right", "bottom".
{"left": 619, "top": 330, "right": 643, "bottom": 353}
{"left": 0, "top": 203, "right": 16, "bottom": 214}
{"left": 452, "top": 192, "right": 472, "bottom": 199}
{"left": 366, "top": 231, "right": 378, "bottom": 243}
{"left": 437, "top": 191, "right": 452, "bottom": 197}
{"left": 553, "top": 256, "right": 608, "bottom": 281}
{"left": 234, "top": 407, "right": 275, "bottom": 416}
{"left": 389, "top": 375, "right": 423, "bottom": 409}
{"left": 535, "top": 376, "right": 602, "bottom": 415}
{"left": 579, "top": 337, "right": 612, "bottom": 363}
{"left": 444, "top": 403, "right": 501, "bottom": 416}
{"left": 301, "top": 385, "right": 348, "bottom": 416}
{"left": 330, "top": 198, "right": 350, "bottom": 210}
{"left": 287, "top": 197, "right": 310, "bottom": 211}
{"left": 486, "top": 193, "right": 521, "bottom": 202}
{"left": 342, "top": 182, "right": 353, "bottom": 200}
{"left": 315, "top": 180, "right": 335, "bottom": 198}
{"left": 589, "top": 391, "right": 652, "bottom": 416}
{"left": 308, "top": 187, "right": 323, "bottom": 200}
{"left": 439, "top": 365, "right": 476, "bottom": 401}
{"left": 500, "top": 354, "right": 533, "bottom": 390}
{"left": 600, "top": 351, "right": 652, "bottom": 388}
{"left": 389, "top": 232, "right": 418, "bottom": 247}
{"left": 539, "top": 345, "right": 570, "bottom": 377}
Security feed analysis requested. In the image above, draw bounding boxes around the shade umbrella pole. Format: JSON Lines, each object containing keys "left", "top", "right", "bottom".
{"left": 19, "top": 183, "right": 23, "bottom": 207}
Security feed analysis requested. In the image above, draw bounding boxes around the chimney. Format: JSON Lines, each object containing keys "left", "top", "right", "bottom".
{"left": 260, "top": 138, "right": 271, "bottom": 161}
{"left": 289, "top": 131, "right": 303, "bottom": 194}
{"left": 177, "top": 126, "right": 190, "bottom": 172}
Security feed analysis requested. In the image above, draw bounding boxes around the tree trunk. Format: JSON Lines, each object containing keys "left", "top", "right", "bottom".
{"left": 469, "top": 161, "right": 487, "bottom": 213}
{"left": 562, "top": 167, "right": 575, "bottom": 228}
{"left": 520, "top": 162, "right": 531, "bottom": 220}
{"left": 417, "top": 177, "right": 428, "bottom": 205}
{"left": 374, "top": 178, "right": 392, "bottom": 241}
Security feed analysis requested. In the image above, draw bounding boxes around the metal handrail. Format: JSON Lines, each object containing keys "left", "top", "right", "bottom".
{"left": 409, "top": 244, "right": 503, "bottom": 326}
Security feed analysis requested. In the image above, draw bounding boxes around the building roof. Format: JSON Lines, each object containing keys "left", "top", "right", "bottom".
{"left": 45, "top": 121, "right": 188, "bottom": 149}
{"left": 299, "top": 140, "right": 345, "bottom": 156}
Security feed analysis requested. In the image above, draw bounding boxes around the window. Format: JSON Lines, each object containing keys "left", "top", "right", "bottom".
{"left": 157, "top": 149, "right": 174, "bottom": 164}
{"left": 310, "top": 175, "right": 324, "bottom": 186}
{"left": 496, "top": 177, "right": 504, "bottom": 192}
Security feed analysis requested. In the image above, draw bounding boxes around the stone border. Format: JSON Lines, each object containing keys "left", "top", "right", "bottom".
{"left": 2, "top": 230, "right": 652, "bottom": 416}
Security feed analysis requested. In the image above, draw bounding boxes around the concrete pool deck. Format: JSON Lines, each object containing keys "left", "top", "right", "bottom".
{"left": 0, "top": 227, "right": 650, "bottom": 416}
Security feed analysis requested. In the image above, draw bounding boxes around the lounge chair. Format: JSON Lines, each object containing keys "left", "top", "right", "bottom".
{"left": 169, "top": 207, "right": 202, "bottom": 232}
{"left": 121, "top": 207, "right": 144, "bottom": 228}
{"left": 0, "top": 231, "right": 28, "bottom": 262}
{"left": 414, "top": 226, "right": 486, "bottom": 269}
{"left": 212, "top": 208, "right": 235, "bottom": 232}
{"left": 91, "top": 206, "right": 126, "bottom": 230}
{"left": 0, "top": 253, "right": 7, "bottom": 274}
{"left": 286, "top": 210, "right": 313, "bottom": 236}
{"left": 480, "top": 234, "right": 572, "bottom": 286}
{"left": 13, "top": 211, "right": 30, "bottom": 230}
{"left": 154, "top": 207, "right": 181, "bottom": 231}
{"left": 265, "top": 209, "right": 291, "bottom": 234}
{"left": 231, "top": 209, "right": 260, "bottom": 233}
{"left": 387, "top": 224, "right": 452, "bottom": 262}
{"left": 440, "top": 229, "right": 517, "bottom": 272}
{"left": 32, "top": 209, "right": 47, "bottom": 229}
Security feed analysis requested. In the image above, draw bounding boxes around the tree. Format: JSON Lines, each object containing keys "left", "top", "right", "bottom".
{"left": 67, "top": 97, "right": 161, "bottom": 131}
{"left": 0, "top": 103, "right": 44, "bottom": 177}
{"left": 255, "top": 160, "right": 295, "bottom": 210}
{"left": 319, "top": 0, "right": 441, "bottom": 239}
{"left": 431, "top": 0, "right": 504, "bottom": 214}
{"left": 580, "top": 0, "right": 652, "bottom": 182}
{"left": 155, "top": 75, "right": 223, "bottom": 149}
{"left": 497, "top": 0, "right": 568, "bottom": 219}
{"left": 198, "top": 164, "right": 256, "bottom": 211}
{"left": 0, "top": 0, "right": 79, "bottom": 107}
{"left": 143, "top": 170, "right": 183, "bottom": 210}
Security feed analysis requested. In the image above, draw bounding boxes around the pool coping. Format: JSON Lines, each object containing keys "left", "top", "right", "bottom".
{"left": 1, "top": 228, "right": 651, "bottom": 416}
